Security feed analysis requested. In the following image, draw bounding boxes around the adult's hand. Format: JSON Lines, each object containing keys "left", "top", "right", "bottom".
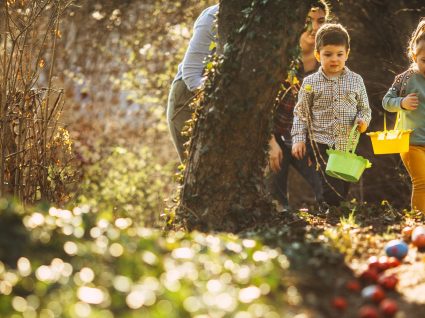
{"left": 269, "top": 136, "right": 283, "bottom": 172}
{"left": 401, "top": 93, "right": 419, "bottom": 110}
{"left": 292, "top": 142, "right": 306, "bottom": 160}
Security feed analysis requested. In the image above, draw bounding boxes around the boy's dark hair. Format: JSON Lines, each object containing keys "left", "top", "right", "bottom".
{"left": 315, "top": 23, "right": 350, "bottom": 51}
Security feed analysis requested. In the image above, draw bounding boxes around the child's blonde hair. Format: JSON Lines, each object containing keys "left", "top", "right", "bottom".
{"left": 408, "top": 18, "right": 425, "bottom": 62}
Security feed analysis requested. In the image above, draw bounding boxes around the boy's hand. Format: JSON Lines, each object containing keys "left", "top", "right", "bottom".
{"left": 269, "top": 136, "right": 283, "bottom": 173}
{"left": 356, "top": 118, "right": 368, "bottom": 133}
{"left": 401, "top": 93, "right": 419, "bottom": 110}
{"left": 292, "top": 142, "right": 306, "bottom": 160}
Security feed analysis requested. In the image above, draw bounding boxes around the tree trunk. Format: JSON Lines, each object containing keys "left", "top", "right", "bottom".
{"left": 177, "top": 0, "right": 316, "bottom": 232}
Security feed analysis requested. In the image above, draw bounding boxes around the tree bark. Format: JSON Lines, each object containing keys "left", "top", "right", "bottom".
{"left": 177, "top": 0, "right": 316, "bottom": 232}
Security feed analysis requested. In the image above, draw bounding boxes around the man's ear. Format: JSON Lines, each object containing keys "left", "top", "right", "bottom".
{"left": 314, "top": 50, "right": 320, "bottom": 62}
{"left": 412, "top": 53, "right": 417, "bottom": 62}
{"left": 346, "top": 48, "right": 350, "bottom": 60}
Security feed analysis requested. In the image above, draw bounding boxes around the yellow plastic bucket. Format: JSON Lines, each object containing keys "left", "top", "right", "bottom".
{"left": 325, "top": 124, "right": 372, "bottom": 183}
{"left": 367, "top": 112, "right": 412, "bottom": 154}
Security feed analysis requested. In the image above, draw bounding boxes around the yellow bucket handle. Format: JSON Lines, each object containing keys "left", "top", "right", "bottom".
{"left": 383, "top": 111, "right": 401, "bottom": 132}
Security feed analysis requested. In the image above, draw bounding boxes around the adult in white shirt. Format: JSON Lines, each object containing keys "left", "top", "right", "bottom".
{"left": 166, "top": 4, "right": 218, "bottom": 162}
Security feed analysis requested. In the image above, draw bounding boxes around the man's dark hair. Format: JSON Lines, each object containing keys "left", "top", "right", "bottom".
{"left": 315, "top": 23, "right": 350, "bottom": 51}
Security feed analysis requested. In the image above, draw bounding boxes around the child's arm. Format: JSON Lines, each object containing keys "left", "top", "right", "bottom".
{"left": 291, "top": 81, "right": 313, "bottom": 159}
{"left": 383, "top": 87, "right": 418, "bottom": 111}
{"left": 356, "top": 77, "right": 372, "bottom": 133}
{"left": 382, "top": 87, "right": 404, "bottom": 112}
{"left": 382, "top": 72, "right": 418, "bottom": 112}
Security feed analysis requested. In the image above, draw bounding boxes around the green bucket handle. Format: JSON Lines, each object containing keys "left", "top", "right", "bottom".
{"left": 346, "top": 123, "right": 360, "bottom": 153}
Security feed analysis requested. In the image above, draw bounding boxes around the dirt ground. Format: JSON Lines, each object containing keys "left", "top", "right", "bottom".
{"left": 244, "top": 204, "right": 425, "bottom": 318}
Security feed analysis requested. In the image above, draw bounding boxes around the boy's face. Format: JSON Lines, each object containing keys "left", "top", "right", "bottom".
{"left": 315, "top": 44, "right": 349, "bottom": 77}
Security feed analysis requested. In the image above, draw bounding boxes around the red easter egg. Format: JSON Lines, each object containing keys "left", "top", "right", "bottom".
{"left": 378, "top": 256, "right": 391, "bottom": 271}
{"left": 380, "top": 299, "right": 398, "bottom": 316}
{"left": 331, "top": 296, "right": 347, "bottom": 310}
{"left": 413, "top": 234, "right": 425, "bottom": 248}
{"left": 360, "top": 268, "right": 379, "bottom": 283}
{"left": 359, "top": 305, "right": 379, "bottom": 318}
{"left": 378, "top": 274, "right": 398, "bottom": 290}
{"left": 387, "top": 257, "right": 401, "bottom": 268}
{"left": 368, "top": 256, "right": 381, "bottom": 272}
{"left": 346, "top": 280, "right": 361, "bottom": 292}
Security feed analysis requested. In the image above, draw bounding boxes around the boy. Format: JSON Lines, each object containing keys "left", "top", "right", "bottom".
{"left": 291, "top": 23, "right": 371, "bottom": 206}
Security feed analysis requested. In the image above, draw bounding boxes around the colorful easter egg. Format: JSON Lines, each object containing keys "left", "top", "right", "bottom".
{"left": 384, "top": 239, "right": 408, "bottom": 260}
{"left": 412, "top": 226, "right": 425, "bottom": 248}
{"left": 402, "top": 226, "right": 413, "bottom": 241}
{"left": 361, "top": 285, "right": 385, "bottom": 302}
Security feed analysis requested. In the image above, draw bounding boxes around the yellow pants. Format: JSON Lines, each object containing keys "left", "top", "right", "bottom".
{"left": 401, "top": 145, "right": 425, "bottom": 213}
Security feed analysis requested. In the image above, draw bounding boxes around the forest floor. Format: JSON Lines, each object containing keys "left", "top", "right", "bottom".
{"left": 242, "top": 202, "right": 425, "bottom": 318}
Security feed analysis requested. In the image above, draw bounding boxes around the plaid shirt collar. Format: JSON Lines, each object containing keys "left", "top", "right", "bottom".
{"left": 318, "top": 66, "right": 350, "bottom": 81}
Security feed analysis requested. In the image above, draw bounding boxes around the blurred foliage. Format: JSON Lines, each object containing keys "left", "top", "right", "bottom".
{"left": 55, "top": 0, "right": 216, "bottom": 155}
{"left": 0, "top": 197, "right": 298, "bottom": 318}
{"left": 75, "top": 147, "right": 174, "bottom": 228}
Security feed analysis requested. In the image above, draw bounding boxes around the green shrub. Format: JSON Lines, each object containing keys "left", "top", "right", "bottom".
{"left": 76, "top": 147, "right": 174, "bottom": 227}
{"left": 0, "top": 199, "right": 292, "bottom": 318}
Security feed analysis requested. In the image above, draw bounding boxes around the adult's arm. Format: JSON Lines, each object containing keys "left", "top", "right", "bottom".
{"left": 181, "top": 6, "right": 218, "bottom": 91}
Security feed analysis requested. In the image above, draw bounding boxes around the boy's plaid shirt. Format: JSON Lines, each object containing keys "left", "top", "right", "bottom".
{"left": 291, "top": 67, "right": 371, "bottom": 151}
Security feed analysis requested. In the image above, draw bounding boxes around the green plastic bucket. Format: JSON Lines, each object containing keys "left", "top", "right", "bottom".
{"left": 325, "top": 124, "right": 372, "bottom": 183}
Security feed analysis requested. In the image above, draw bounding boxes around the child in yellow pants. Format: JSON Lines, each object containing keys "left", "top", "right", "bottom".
{"left": 382, "top": 19, "right": 425, "bottom": 213}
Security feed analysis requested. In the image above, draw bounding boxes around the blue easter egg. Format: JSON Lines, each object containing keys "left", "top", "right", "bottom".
{"left": 384, "top": 240, "right": 408, "bottom": 260}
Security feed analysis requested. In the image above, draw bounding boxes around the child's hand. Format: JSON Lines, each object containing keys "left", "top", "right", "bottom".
{"left": 292, "top": 142, "right": 306, "bottom": 160}
{"left": 401, "top": 93, "right": 419, "bottom": 110}
{"left": 268, "top": 137, "right": 283, "bottom": 173}
{"left": 356, "top": 118, "right": 368, "bottom": 133}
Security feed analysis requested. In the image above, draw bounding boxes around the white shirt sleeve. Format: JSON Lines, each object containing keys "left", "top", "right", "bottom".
{"left": 181, "top": 5, "right": 218, "bottom": 91}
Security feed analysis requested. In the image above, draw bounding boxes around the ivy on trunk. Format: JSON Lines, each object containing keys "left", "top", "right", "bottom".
{"left": 177, "top": 0, "right": 316, "bottom": 232}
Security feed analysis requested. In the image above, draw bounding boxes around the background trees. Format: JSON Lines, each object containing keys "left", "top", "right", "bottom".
{"left": 2, "top": 0, "right": 424, "bottom": 221}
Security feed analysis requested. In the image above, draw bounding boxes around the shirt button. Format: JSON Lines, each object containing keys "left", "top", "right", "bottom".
{"left": 334, "top": 98, "right": 337, "bottom": 102}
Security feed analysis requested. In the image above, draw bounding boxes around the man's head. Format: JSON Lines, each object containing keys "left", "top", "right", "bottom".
{"left": 314, "top": 23, "right": 350, "bottom": 76}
